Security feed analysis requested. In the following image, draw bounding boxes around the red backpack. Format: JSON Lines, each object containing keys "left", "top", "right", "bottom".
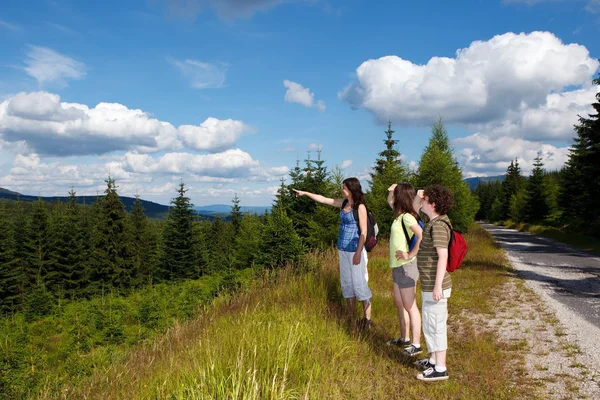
{"left": 430, "top": 220, "right": 467, "bottom": 272}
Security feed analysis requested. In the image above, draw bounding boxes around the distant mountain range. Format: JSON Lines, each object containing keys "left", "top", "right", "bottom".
{"left": 464, "top": 175, "right": 505, "bottom": 190}
{"left": 0, "top": 187, "right": 271, "bottom": 219}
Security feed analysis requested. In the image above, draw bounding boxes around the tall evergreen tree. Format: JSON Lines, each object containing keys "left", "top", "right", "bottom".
{"left": 258, "top": 207, "right": 305, "bottom": 268}
{"left": 89, "top": 177, "right": 133, "bottom": 293}
{"left": 367, "top": 120, "right": 408, "bottom": 237}
{"left": 524, "top": 155, "right": 550, "bottom": 223}
{"left": 231, "top": 193, "right": 242, "bottom": 235}
{"left": 130, "top": 194, "right": 148, "bottom": 286}
{"left": 474, "top": 181, "right": 503, "bottom": 220}
{"left": 559, "top": 76, "right": 600, "bottom": 233}
{"left": 25, "top": 199, "right": 51, "bottom": 292}
{"left": 234, "top": 214, "right": 264, "bottom": 268}
{"left": 161, "top": 182, "right": 196, "bottom": 280}
{"left": 415, "top": 118, "right": 478, "bottom": 232}
{"left": 0, "top": 204, "right": 19, "bottom": 313}
{"left": 500, "top": 159, "right": 526, "bottom": 220}
{"left": 206, "top": 217, "right": 235, "bottom": 273}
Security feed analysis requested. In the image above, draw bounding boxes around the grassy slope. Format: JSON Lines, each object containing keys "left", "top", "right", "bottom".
{"left": 51, "top": 224, "right": 540, "bottom": 400}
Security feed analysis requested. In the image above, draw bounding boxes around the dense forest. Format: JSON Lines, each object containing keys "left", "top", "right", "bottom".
{"left": 474, "top": 77, "right": 600, "bottom": 236}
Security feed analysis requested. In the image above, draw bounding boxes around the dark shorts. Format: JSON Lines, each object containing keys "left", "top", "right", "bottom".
{"left": 392, "top": 258, "right": 419, "bottom": 289}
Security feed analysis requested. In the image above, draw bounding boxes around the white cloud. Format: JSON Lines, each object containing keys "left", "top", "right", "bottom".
{"left": 283, "top": 80, "right": 326, "bottom": 111}
{"left": 0, "top": 91, "right": 252, "bottom": 156}
{"left": 341, "top": 160, "right": 353, "bottom": 169}
{"left": 168, "top": 58, "right": 227, "bottom": 89}
{"left": 277, "top": 146, "right": 296, "bottom": 152}
{"left": 454, "top": 134, "right": 570, "bottom": 176}
{"left": 340, "top": 31, "right": 598, "bottom": 129}
{"left": 308, "top": 143, "right": 323, "bottom": 151}
{"left": 24, "top": 46, "right": 86, "bottom": 87}
{"left": 0, "top": 18, "right": 21, "bottom": 32}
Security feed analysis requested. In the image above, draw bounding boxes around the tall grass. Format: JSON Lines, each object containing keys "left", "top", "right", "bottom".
{"left": 56, "top": 224, "right": 542, "bottom": 400}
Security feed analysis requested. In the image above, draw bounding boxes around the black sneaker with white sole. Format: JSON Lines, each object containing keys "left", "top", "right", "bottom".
{"left": 416, "top": 367, "right": 449, "bottom": 382}
{"left": 386, "top": 337, "right": 411, "bottom": 347}
{"left": 403, "top": 344, "right": 423, "bottom": 356}
{"left": 414, "top": 358, "right": 435, "bottom": 370}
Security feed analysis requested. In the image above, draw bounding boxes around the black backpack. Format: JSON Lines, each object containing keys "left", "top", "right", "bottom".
{"left": 341, "top": 199, "right": 379, "bottom": 252}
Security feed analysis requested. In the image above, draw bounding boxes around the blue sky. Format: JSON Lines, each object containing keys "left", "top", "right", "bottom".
{"left": 1, "top": 0, "right": 599, "bottom": 206}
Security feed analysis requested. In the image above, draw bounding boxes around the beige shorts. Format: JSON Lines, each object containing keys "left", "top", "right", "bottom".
{"left": 421, "top": 288, "right": 452, "bottom": 353}
{"left": 391, "top": 258, "right": 419, "bottom": 289}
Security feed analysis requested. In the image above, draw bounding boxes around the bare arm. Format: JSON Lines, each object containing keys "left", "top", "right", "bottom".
{"left": 293, "top": 189, "right": 343, "bottom": 207}
{"left": 412, "top": 189, "right": 424, "bottom": 213}
{"left": 387, "top": 184, "right": 397, "bottom": 209}
{"left": 433, "top": 247, "right": 448, "bottom": 301}
{"left": 352, "top": 204, "right": 368, "bottom": 264}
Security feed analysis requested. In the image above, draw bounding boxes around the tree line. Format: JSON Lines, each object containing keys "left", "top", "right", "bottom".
{"left": 475, "top": 77, "right": 600, "bottom": 236}
{"left": 0, "top": 117, "right": 479, "bottom": 316}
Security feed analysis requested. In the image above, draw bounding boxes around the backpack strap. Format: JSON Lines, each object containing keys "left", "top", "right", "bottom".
{"left": 401, "top": 213, "right": 412, "bottom": 244}
{"left": 428, "top": 219, "right": 453, "bottom": 246}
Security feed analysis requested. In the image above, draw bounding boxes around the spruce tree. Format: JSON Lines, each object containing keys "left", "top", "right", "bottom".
{"left": 367, "top": 120, "right": 408, "bottom": 237}
{"left": 234, "top": 214, "right": 263, "bottom": 268}
{"left": 258, "top": 207, "right": 305, "bottom": 268}
{"left": 415, "top": 118, "right": 478, "bottom": 232}
{"left": 500, "top": 159, "right": 526, "bottom": 220}
{"left": 0, "top": 204, "right": 19, "bottom": 313}
{"left": 559, "top": 76, "right": 600, "bottom": 233}
{"left": 231, "top": 194, "right": 242, "bottom": 235}
{"left": 90, "top": 177, "right": 133, "bottom": 293}
{"left": 524, "top": 155, "right": 550, "bottom": 223}
{"left": 130, "top": 195, "right": 148, "bottom": 286}
{"left": 161, "top": 182, "right": 196, "bottom": 280}
{"left": 25, "top": 199, "right": 51, "bottom": 293}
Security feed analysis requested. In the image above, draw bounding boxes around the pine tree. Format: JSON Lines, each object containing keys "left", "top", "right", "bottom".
{"left": 367, "top": 120, "right": 408, "bottom": 237}
{"left": 524, "top": 155, "right": 550, "bottom": 223}
{"left": 206, "top": 217, "right": 235, "bottom": 273}
{"left": 130, "top": 195, "right": 148, "bottom": 286}
{"left": 234, "top": 214, "right": 264, "bottom": 268}
{"left": 89, "top": 177, "right": 133, "bottom": 293}
{"left": 258, "top": 208, "right": 305, "bottom": 268}
{"left": 0, "top": 204, "right": 19, "bottom": 313}
{"left": 25, "top": 199, "right": 51, "bottom": 293}
{"left": 231, "top": 194, "right": 242, "bottom": 235}
{"left": 161, "top": 182, "right": 196, "bottom": 280}
{"left": 559, "top": 76, "right": 600, "bottom": 233}
{"left": 415, "top": 118, "right": 478, "bottom": 232}
{"left": 500, "top": 159, "right": 526, "bottom": 220}
{"left": 64, "top": 189, "right": 85, "bottom": 298}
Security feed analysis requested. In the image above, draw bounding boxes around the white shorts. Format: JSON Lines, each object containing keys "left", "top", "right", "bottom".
{"left": 338, "top": 249, "right": 372, "bottom": 301}
{"left": 421, "top": 288, "right": 452, "bottom": 353}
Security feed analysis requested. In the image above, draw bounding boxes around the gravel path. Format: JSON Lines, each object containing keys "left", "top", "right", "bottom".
{"left": 480, "top": 223, "right": 600, "bottom": 397}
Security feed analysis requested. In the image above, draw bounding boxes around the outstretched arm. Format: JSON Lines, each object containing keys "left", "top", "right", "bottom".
{"left": 293, "top": 189, "right": 343, "bottom": 207}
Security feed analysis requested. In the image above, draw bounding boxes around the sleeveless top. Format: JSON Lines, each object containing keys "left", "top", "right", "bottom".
{"left": 337, "top": 208, "right": 359, "bottom": 252}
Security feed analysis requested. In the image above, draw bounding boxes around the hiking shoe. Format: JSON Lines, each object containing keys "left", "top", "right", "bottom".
{"left": 414, "top": 358, "right": 435, "bottom": 370}
{"left": 403, "top": 344, "right": 423, "bottom": 356}
{"left": 358, "top": 318, "right": 374, "bottom": 330}
{"left": 386, "top": 337, "right": 411, "bottom": 347}
{"left": 416, "top": 367, "right": 449, "bottom": 382}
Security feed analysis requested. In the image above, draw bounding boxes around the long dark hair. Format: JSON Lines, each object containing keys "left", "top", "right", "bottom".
{"left": 393, "top": 183, "right": 417, "bottom": 219}
{"left": 343, "top": 177, "right": 366, "bottom": 207}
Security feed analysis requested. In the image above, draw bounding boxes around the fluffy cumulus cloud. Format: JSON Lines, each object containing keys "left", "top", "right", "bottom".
{"left": 0, "top": 91, "right": 253, "bottom": 156}
{"left": 283, "top": 80, "right": 326, "bottom": 111}
{"left": 454, "top": 134, "right": 570, "bottom": 177}
{"left": 24, "top": 46, "right": 86, "bottom": 87}
{"left": 340, "top": 31, "right": 598, "bottom": 128}
{"left": 340, "top": 160, "right": 353, "bottom": 169}
{"left": 168, "top": 58, "right": 227, "bottom": 89}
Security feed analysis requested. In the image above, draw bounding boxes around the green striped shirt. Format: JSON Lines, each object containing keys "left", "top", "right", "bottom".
{"left": 416, "top": 212, "right": 452, "bottom": 292}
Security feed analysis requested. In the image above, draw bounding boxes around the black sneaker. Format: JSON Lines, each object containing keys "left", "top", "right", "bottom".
{"left": 403, "top": 344, "right": 423, "bottom": 356}
{"left": 386, "top": 337, "right": 411, "bottom": 347}
{"left": 416, "top": 367, "right": 449, "bottom": 382}
{"left": 358, "top": 318, "right": 373, "bottom": 330}
{"left": 414, "top": 358, "right": 435, "bottom": 370}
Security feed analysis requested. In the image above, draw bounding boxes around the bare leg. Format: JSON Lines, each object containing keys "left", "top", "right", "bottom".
{"left": 346, "top": 297, "right": 356, "bottom": 320}
{"left": 393, "top": 283, "right": 410, "bottom": 338}
{"left": 399, "top": 286, "right": 421, "bottom": 346}
{"left": 362, "top": 298, "right": 371, "bottom": 320}
{"left": 433, "top": 350, "right": 446, "bottom": 368}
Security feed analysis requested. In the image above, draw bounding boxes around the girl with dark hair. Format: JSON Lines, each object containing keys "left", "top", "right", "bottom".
{"left": 386, "top": 183, "right": 423, "bottom": 356}
{"left": 293, "top": 177, "right": 373, "bottom": 326}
